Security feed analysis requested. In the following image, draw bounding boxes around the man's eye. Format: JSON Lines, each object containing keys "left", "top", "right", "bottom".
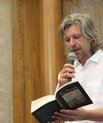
{"left": 73, "top": 35, "right": 81, "bottom": 39}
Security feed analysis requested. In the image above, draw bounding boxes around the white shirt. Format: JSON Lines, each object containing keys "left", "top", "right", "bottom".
{"left": 65, "top": 49, "right": 103, "bottom": 123}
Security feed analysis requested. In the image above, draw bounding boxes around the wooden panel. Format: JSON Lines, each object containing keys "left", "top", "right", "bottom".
{"left": 22, "top": 0, "right": 38, "bottom": 123}
{"left": 12, "top": 0, "right": 25, "bottom": 123}
{"left": 38, "top": 0, "right": 64, "bottom": 95}
{"left": 12, "top": 0, "right": 64, "bottom": 123}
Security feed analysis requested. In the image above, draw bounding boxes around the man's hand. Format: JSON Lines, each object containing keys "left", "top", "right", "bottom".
{"left": 58, "top": 63, "right": 75, "bottom": 87}
{"left": 52, "top": 108, "right": 88, "bottom": 122}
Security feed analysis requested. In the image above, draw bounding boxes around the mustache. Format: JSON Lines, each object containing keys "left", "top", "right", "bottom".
{"left": 70, "top": 46, "right": 81, "bottom": 52}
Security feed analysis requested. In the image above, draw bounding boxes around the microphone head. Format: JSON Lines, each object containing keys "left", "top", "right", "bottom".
{"left": 68, "top": 52, "right": 76, "bottom": 65}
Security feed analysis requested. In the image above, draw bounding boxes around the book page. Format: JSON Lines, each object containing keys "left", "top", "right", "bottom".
{"left": 31, "top": 95, "right": 55, "bottom": 113}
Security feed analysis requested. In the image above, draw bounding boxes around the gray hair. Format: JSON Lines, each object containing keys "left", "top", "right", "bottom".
{"left": 59, "top": 13, "right": 103, "bottom": 52}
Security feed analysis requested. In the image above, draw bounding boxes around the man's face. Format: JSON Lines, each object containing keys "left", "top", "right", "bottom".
{"left": 63, "top": 23, "right": 92, "bottom": 60}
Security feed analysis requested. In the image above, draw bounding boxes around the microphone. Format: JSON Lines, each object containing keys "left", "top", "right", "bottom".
{"left": 68, "top": 51, "right": 76, "bottom": 65}
{"left": 68, "top": 52, "right": 76, "bottom": 81}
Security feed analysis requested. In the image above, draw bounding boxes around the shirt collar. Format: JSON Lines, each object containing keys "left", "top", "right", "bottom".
{"left": 90, "top": 49, "right": 103, "bottom": 62}
{"left": 74, "top": 49, "right": 103, "bottom": 67}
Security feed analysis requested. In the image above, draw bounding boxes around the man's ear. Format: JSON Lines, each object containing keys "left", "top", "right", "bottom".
{"left": 90, "top": 38, "right": 94, "bottom": 44}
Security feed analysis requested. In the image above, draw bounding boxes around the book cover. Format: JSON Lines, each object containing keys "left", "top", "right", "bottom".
{"left": 31, "top": 81, "right": 93, "bottom": 122}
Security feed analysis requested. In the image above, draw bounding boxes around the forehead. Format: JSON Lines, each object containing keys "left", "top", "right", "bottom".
{"left": 63, "top": 24, "right": 82, "bottom": 37}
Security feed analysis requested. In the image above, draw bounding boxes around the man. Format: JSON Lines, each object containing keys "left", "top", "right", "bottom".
{"left": 52, "top": 13, "right": 103, "bottom": 122}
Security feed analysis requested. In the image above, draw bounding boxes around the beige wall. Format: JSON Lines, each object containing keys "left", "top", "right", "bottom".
{"left": 0, "top": 0, "right": 13, "bottom": 123}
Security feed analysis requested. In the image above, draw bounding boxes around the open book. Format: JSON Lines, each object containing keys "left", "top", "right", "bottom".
{"left": 31, "top": 81, "right": 93, "bottom": 123}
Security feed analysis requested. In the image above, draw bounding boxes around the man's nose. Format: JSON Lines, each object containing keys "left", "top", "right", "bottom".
{"left": 69, "top": 38, "right": 76, "bottom": 47}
